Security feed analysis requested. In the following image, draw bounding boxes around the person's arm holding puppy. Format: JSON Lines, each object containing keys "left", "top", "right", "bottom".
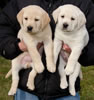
{"left": 0, "top": 1, "right": 22, "bottom": 59}
{"left": 0, "top": 1, "right": 43, "bottom": 60}
{"left": 79, "top": 0, "right": 94, "bottom": 66}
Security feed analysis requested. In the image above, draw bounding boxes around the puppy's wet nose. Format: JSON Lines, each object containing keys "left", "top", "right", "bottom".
{"left": 63, "top": 23, "right": 68, "bottom": 28}
{"left": 27, "top": 26, "right": 33, "bottom": 31}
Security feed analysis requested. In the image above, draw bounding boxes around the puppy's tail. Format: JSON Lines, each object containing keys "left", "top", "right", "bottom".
{"left": 79, "top": 70, "right": 83, "bottom": 80}
{"left": 5, "top": 69, "right": 12, "bottom": 78}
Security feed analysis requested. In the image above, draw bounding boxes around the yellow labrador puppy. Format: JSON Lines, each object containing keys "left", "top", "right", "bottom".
{"left": 8, "top": 5, "right": 56, "bottom": 95}
{"left": 53, "top": 4, "right": 89, "bottom": 96}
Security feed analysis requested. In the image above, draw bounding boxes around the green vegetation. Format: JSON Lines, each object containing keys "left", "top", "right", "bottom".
{"left": 80, "top": 66, "right": 94, "bottom": 100}
{"left": 0, "top": 56, "right": 94, "bottom": 100}
{"left": 0, "top": 57, "right": 13, "bottom": 100}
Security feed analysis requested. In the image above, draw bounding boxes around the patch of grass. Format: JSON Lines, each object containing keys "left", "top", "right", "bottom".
{"left": 0, "top": 57, "right": 13, "bottom": 100}
{"left": 0, "top": 56, "right": 94, "bottom": 100}
{"left": 80, "top": 66, "right": 94, "bottom": 100}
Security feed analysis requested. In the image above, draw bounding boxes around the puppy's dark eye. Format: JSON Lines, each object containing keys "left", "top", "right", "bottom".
{"left": 25, "top": 17, "right": 28, "bottom": 20}
{"left": 35, "top": 18, "right": 39, "bottom": 21}
{"left": 61, "top": 15, "right": 64, "bottom": 18}
{"left": 71, "top": 17, "right": 75, "bottom": 21}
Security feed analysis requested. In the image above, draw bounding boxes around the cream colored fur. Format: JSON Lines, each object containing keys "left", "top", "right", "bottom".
{"left": 8, "top": 5, "right": 56, "bottom": 95}
{"left": 53, "top": 4, "right": 89, "bottom": 96}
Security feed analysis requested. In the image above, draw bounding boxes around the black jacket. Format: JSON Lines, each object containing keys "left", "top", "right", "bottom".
{"left": 0, "top": 0, "right": 94, "bottom": 99}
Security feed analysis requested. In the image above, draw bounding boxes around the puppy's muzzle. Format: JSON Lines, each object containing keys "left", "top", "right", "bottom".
{"left": 27, "top": 26, "right": 33, "bottom": 32}
{"left": 63, "top": 23, "right": 69, "bottom": 29}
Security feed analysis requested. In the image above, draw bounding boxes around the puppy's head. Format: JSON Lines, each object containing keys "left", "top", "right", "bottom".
{"left": 17, "top": 5, "right": 50, "bottom": 34}
{"left": 52, "top": 4, "right": 86, "bottom": 32}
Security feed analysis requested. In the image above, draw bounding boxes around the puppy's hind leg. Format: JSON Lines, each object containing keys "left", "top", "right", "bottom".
{"left": 27, "top": 66, "right": 37, "bottom": 90}
{"left": 8, "top": 61, "right": 21, "bottom": 95}
{"left": 69, "top": 62, "right": 81, "bottom": 96}
{"left": 8, "top": 58, "right": 22, "bottom": 95}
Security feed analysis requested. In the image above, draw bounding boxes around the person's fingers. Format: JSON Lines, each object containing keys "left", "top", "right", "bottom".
{"left": 62, "top": 43, "right": 71, "bottom": 54}
{"left": 60, "top": 43, "right": 71, "bottom": 62}
{"left": 18, "top": 41, "right": 27, "bottom": 52}
{"left": 37, "top": 42, "right": 43, "bottom": 50}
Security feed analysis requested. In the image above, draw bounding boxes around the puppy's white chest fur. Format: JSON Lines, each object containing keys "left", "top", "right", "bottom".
{"left": 18, "top": 24, "right": 52, "bottom": 45}
{"left": 53, "top": 4, "right": 89, "bottom": 96}
{"left": 55, "top": 25, "right": 89, "bottom": 49}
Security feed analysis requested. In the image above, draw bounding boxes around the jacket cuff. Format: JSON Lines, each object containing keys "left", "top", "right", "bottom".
{"left": 14, "top": 38, "right": 23, "bottom": 55}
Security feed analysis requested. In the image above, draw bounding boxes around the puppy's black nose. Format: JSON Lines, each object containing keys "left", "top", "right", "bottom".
{"left": 27, "top": 26, "right": 33, "bottom": 31}
{"left": 63, "top": 23, "right": 68, "bottom": 28}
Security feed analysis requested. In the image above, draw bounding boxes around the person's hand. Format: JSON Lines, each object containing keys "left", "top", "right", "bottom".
{"left": 61, "top": 42, "right": 71, "bottom": 62}
{"left": 62, "top": 43, "right": 71, "bottom": 54}
{"left": 18, "top": 40, "right": 27, "bottom": 52}
{"left": 37, "top": 42, "right": 43, "bottom": 50}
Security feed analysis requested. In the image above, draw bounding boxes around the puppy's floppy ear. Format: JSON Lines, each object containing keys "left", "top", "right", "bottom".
{"left": 17, "top": 8, "right": 24, "bottom": 26}
{"left": 42, "top": 12, "right": 50, "bottom": 30}
{"left": 77, "top": 11, "right": 86, "bottom": 29}
{"left": 52, "top": 7, "right": 61, "bottom": 23}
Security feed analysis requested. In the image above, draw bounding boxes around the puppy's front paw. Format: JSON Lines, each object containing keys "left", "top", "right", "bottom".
{"left": 47, "top": 63, "right": 56, "bottom": 73}
{"left": 65, "top": 67, "right": 74, "bottom": 75}
{"left": 8, "top": 88, "right": 17, "bottom": 96}
{"left": 34, "top": 63, "right": 44, "bottom": 73}
{"left": 27, "top": 81, "right": 35, "bottom": 90}
{"left": 60, "top": 79, "right": 68, "bottom": 89}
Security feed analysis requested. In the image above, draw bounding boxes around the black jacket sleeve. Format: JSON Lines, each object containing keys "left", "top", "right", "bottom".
{"left": 0, "top": 0, "right": 22, "bottom": 60}
{"left": 79, "top": 1, "right": 94, "bottom": 66}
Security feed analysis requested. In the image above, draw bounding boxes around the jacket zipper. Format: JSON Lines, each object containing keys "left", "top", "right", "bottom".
{"left": 43, "top": 1, "right": 53, "bottom": 100}
{"left": 48, "top": 0, "right": 53, "bottom": 14}
{"left": 49, "top": 3, "right": 52, "bottom": 8}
